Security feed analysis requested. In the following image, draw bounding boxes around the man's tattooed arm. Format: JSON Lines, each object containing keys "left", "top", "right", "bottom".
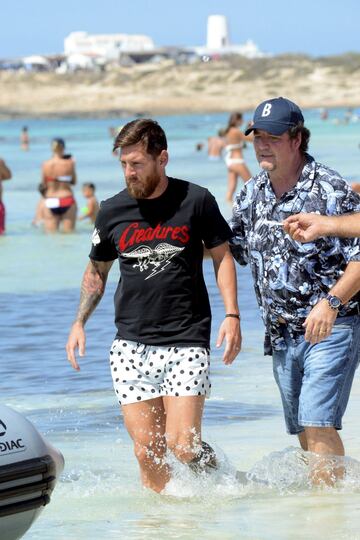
{"left": 75, "top": 259, "right": 114, "bottom": 325}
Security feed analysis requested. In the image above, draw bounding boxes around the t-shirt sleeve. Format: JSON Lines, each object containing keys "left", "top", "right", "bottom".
{"left": 89, "top": 204, "right": 118, "bottom": 261}
{"left": 200, "top": 190, "right": 232, "bottom": 249}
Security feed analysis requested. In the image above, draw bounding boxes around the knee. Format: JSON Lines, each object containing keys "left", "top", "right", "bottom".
{"left": 167, "top": 437, "right": 199, "bottom": 464}
{"left": 134, "top": 439, "right": 166, "bottom": 467}
{"left": 134, "top": 443, "right": 151, "bottom": 466}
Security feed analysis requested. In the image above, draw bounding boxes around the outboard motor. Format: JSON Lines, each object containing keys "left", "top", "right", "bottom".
{"left": 0, "top": 405, "right": 64, "bottom": 540}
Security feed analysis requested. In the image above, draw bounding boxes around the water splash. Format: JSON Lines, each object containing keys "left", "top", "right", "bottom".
{"left": 247, "top": 446, "right": 311, "bottom": 492}
{"left": 247, "top": 446, "right": 360, "bottom": 494}
{"left": 161, "top": 443, "right": 253, "bottom": 502}
{"left": 162, "top": 446, "right": 360, "bottom": 500}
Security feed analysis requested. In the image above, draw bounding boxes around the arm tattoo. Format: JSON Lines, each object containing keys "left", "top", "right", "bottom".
{"left": 75, "top": 260, "right": 112, "bottom": 325}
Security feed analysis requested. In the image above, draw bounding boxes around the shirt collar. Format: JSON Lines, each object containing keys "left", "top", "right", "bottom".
{"left": 261, "top": 153, "right": 316, "bottom": 202}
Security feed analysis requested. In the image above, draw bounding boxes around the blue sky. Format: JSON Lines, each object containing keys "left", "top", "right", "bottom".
{"left": 1, "top": 0, "right": 359, "bottom": 58}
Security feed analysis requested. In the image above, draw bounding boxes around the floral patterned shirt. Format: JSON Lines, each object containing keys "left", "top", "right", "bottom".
{"left": 229, "top": 153, "right": 360, "bottom": 355}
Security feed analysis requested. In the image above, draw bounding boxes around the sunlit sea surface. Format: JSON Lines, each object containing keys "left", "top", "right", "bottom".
{"left": 1, "top": 109, "right": 360, "bottom": 539}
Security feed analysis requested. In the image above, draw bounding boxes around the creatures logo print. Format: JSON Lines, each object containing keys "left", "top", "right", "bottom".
{"left": 122, "top": 242, "right": 184, "bottom": 280}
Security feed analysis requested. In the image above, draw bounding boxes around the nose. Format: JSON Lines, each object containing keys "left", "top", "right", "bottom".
{"left": 124, "top": 163, "right": 136, "bottom": 176}
{"left": 255, "top": 136, "right": 269, "bottom": 150}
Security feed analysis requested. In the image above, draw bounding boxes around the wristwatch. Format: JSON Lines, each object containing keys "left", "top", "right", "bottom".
{"left": 326, "top": 293, "right": 342, "bottom": 310}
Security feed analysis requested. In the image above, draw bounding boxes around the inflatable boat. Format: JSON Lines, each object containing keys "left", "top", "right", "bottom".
{"left": 0, "top": 405, "right": 64, "bottom": 540}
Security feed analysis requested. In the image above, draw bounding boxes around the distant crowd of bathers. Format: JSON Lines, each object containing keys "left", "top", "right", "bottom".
{"left": 0, "top": 133, "right": 100, "bottom": 235}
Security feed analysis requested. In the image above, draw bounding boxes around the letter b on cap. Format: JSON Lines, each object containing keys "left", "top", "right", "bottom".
{"left": 261, "top": 103, "right": 272, "bottom": 117}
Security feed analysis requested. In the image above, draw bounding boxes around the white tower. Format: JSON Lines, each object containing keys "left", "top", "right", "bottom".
{"left": 206, "top": 15, "right": 230, "bottom": 49}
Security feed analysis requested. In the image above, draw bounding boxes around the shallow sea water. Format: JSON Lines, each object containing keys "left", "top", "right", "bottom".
{"left": 1, "top": 109, "right": 360, "bottom": 539}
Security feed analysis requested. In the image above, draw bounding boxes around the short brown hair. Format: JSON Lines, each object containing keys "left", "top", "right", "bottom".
{"left": 113, "top": 119, "right": 167, "bottom": 157}
{"left": 288, "top": 123, "right": 311, "bottom": 153}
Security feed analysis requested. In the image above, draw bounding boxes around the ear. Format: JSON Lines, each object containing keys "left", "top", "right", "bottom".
{"left": 159, "top": 150, "right": 169, "bottom": 167}
{"left": 290, "top": 131, "right": 302, "bottom": 151}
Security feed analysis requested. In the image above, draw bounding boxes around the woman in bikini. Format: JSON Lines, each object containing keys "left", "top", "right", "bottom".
{"left": 224, "top": 112, "right": 253, "bottom": 202}
{"left": 41, "top": 138, "right": 77, "bottom": 233}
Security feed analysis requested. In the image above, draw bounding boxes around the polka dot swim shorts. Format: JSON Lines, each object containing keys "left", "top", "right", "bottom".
{"left": 109, "top": 339, "right": 211, "bottom": 405}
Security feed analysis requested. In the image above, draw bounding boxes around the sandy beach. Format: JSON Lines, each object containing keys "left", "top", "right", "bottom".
{"left": 2, "top": 53, "right": 360, "bottom": 118}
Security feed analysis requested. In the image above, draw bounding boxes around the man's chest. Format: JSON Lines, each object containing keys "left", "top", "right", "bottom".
{"left": 108, "top": 213, "right": 201, "bottom": 281}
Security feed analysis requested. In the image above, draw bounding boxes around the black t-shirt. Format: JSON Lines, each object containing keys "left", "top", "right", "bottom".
{"left": 89, "top": 177, "right": 231, "bottom": 347}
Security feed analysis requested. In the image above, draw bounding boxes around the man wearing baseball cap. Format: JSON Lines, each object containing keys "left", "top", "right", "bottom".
{"left": 244, "top": 97, "right": 304, "bottom": 136}
{"left": 229, "top": 97, "right": 360, "bottom": 485}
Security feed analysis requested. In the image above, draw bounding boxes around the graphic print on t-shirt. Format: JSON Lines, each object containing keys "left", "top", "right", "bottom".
{"left": 122, "top": 242, "right": 184, "bottom": 280}
{"left": 92, "top": 228, "right": 101, "bottom": 246}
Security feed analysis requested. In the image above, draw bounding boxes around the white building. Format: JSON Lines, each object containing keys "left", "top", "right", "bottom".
{"left": 195, "top": 15, "right": 267, "bottom": 59}
{"left": 206, "top": 15, "right": 230, "bottom": 49}
{"left": 64, "top": 31, "right": 155, "bottom": 60}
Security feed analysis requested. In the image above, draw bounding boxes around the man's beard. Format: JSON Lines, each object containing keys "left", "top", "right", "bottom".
{"left": 126, "top": 172, "right": 160, "bottom": 199}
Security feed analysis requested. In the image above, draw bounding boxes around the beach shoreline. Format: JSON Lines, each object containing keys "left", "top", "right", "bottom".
{"left": 1, "top": 54, "right": 360, "bottom": 119}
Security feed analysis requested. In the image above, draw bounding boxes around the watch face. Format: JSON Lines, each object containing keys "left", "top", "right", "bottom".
{"left": 329, "top": 296, "right": 341, "bottom": 309}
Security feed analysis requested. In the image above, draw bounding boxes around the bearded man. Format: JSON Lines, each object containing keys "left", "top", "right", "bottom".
{"left": 66, "top": 118, "right": 241, "bottom": 493}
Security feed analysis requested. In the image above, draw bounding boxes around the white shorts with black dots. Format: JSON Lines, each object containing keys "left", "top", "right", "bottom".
{"left": 109, "top": 339, "right": 211, "bottom": 405}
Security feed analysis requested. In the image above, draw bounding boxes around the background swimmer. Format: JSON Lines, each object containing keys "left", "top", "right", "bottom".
{"left": 78, "top": 183, "right": 99, "bottom": 223}
{"left": 32, "top": 183, "right": 47, "bottom": 227}
{"left": 41, "top": 138, "right": 77, "bottom": 233}
{"left": 224, "top": 112, "right": 253, "bottom": 202}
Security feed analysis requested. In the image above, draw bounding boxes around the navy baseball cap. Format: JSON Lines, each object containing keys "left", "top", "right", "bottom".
{"left": 245, "top": 97, "right": 304, "bottom": 136}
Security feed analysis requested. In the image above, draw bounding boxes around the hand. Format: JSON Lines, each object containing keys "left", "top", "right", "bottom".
{"left": 283, "top": 213, "right": 333, "bottom": 242}
{"left": 66, "top": 321, "right": 86, "bottom": 371}
{"left": 303, "top": 299, "right": 338, "bottom": 344}
{"left": 216, "top": 318, "right": 242, "bottom": 365}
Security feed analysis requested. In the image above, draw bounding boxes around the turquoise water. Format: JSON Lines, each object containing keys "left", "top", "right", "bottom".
{"left": 1, "top": 110, "right": 360, "bottom": 539}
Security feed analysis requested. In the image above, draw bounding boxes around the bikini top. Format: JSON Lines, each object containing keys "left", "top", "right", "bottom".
{"left": 44, "top": 175, "right": 73, "bottom": 183}
{"left": 224, "top": 143, "right": 244, "bottom": 152}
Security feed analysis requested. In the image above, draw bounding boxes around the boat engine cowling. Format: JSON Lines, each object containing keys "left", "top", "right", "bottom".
{"left": 0, "top": 405, "right": 64, "bottom": 540}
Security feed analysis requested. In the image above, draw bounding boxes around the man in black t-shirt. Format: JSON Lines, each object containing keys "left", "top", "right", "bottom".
{"left": 66, "top": 119, "right": 242, "bottom": 493}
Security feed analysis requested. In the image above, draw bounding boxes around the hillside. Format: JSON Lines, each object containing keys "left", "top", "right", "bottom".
{"left": 1, "top": 53, "right": 360, "bottom": 118}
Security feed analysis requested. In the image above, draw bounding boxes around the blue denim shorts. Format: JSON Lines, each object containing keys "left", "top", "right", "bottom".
{"left": 272, "top": 315, "right": 360, "bottom": 434}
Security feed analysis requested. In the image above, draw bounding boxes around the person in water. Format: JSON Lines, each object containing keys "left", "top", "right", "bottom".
{"left": 41, "top": 138, "right": 77, "bottom": 233}
{"left": 230, "top": 97, "right": 360, "bottom": 486}
{"left": 78, "top": 183, "right": 99, "bottom": 223}
{"left": 66, "top": 118, "right": 241, "bottom": 493}
{"left": 32, "top": 183, "right": 47, "bottom": 227}
{"left": 224, "top": 112, "right": 253, "bottom": 202}
{"left": 207, "top": 129, "right": 226, "bottom": 161}
{"left": 20, "top": 126, "right": 30, "bottom": 151}
{"left": 0, "top": 156, "right": 12, "bottom": 235}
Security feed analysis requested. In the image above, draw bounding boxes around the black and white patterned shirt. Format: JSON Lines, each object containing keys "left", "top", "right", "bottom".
{"left": 229, "top": 153, "right": 360, "bottom": 355}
